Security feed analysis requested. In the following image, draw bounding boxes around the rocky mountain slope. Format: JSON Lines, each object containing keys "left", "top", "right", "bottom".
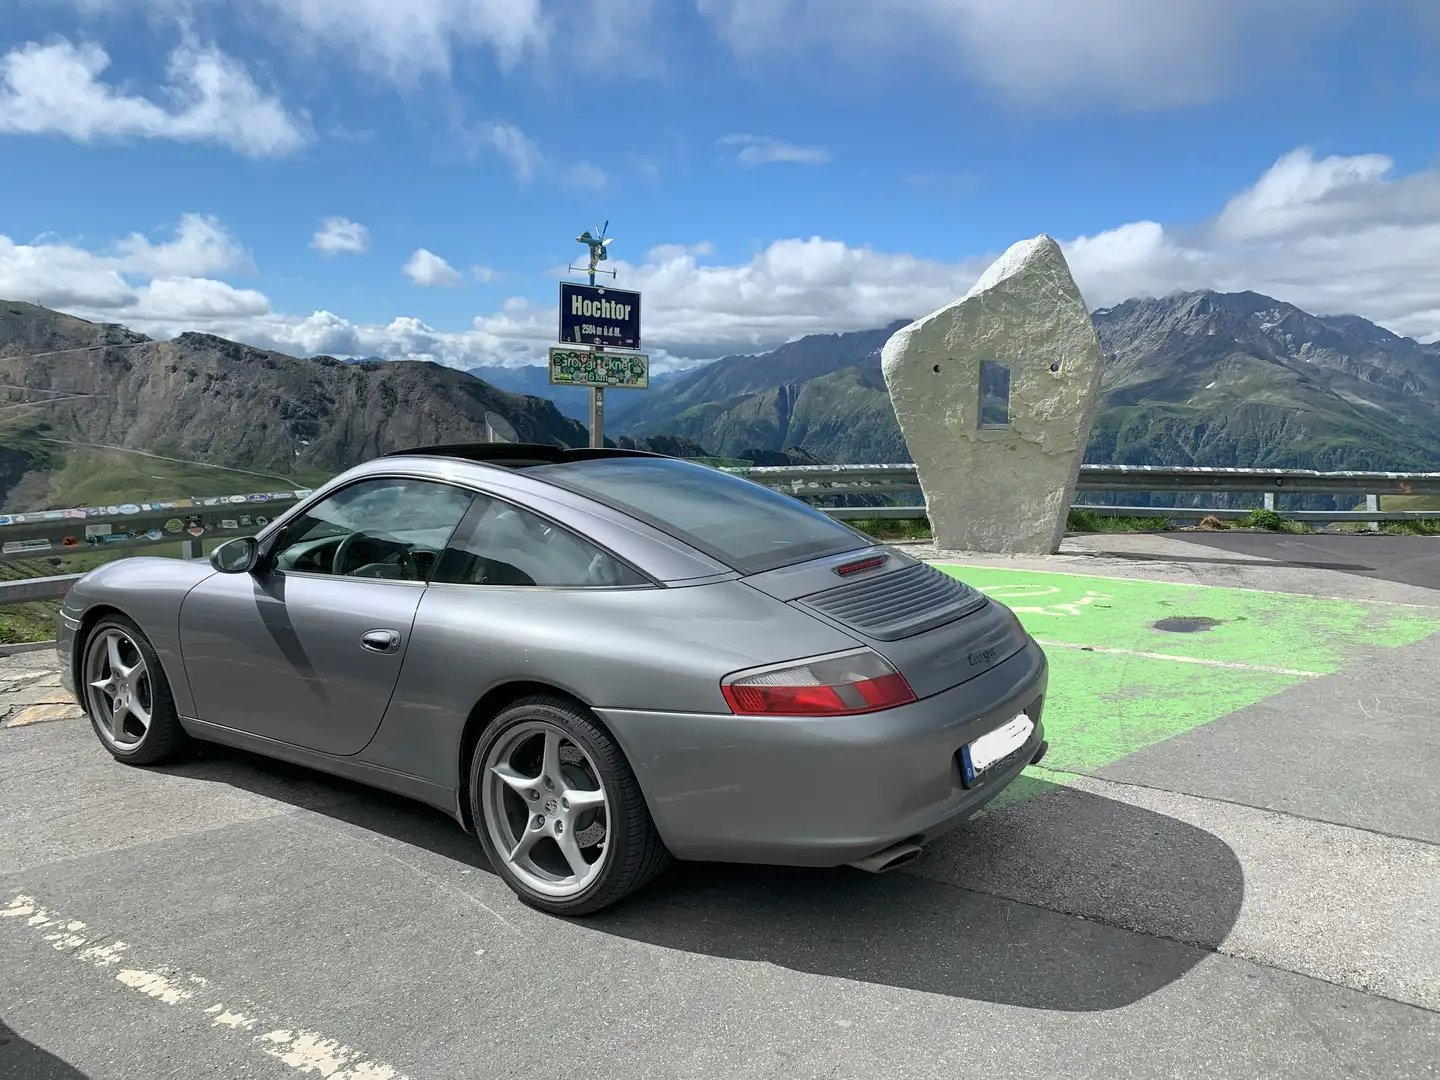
{"left": 617, "top": 291, "right": 1440, "bottom": 472}
{"left": 0, "top": 302, "right": 588, "bottom": 510}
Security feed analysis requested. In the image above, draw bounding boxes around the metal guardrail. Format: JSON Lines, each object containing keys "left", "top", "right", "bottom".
{"left": 0, "top": 487, "right": 312, "bottom": 561}
{"left": 0, "top": 573, "right": 83, "bottom": 603}
{"left": 1, "top": 464, "right": 1437, "bottom": 608}
{"left": 723, "top": 463, "right": 1440, "bottom": 497}
{"left": 723, "top": 463, "right": 1440, "bottom": 525}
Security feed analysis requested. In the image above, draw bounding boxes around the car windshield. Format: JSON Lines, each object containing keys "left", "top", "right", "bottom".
{"left": 526, "top": 456, "right": 870, "bottom": 574}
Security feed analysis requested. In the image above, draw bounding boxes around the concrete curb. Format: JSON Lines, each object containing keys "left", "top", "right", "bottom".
{"left": 0, "top": 639, "right": 58, "bottom": 656}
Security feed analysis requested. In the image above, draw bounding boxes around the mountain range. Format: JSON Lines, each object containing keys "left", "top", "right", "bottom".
{"left": 1, "top": 289, "right": 1437, "bottom": 513}
{"left": 0, "top": 302, "right": 588, "bottom": 510}
{"left": 609, "top": 291, "right": 1440, "bottom": 474}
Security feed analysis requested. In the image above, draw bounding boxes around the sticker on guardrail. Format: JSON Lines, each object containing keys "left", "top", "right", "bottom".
{"left": 2, "top": 539, "right": 51, "bottom": 555}
{"left": 0, "top": 487, "right": 314, "bottom": 560}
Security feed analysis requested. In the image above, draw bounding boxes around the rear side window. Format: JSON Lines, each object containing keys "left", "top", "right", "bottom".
{"left": 527, "top": 457, "right": 869, "bottom": 574}
{"left": 432, "top": 494, "right": 648, "bottom": 588}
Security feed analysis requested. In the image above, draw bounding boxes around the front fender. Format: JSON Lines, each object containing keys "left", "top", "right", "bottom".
{"left": 59, "top": 557, "right": 217, "bottom": 719}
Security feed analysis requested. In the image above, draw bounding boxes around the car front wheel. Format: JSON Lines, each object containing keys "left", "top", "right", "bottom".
{"left": 470, "top": 695, "right": 671, "bottom": 916}
{"left": 80, "top": 614, "right": 189, "bottom": 766}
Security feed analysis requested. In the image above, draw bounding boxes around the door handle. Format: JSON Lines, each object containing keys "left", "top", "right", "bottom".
{"left": 360, "top": 629, "right": 401, "bottom": 654}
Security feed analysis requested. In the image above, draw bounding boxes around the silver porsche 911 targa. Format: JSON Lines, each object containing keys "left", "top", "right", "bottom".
{"left": 57, "top": 444, "right": 1049, "bottom": 915}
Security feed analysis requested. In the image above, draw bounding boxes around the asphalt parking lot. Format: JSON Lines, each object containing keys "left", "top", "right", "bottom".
{"left": 3, "top": 541, "right": 1439, "bottom": 1080}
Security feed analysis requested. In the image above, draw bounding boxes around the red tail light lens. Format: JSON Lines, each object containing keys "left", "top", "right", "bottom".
{"left": 720, "top": 648, "right": 916, "bottom": 716}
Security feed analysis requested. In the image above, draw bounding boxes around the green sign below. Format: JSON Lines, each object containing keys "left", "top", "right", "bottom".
{"left": 548, "top": 347, "right": 649, "bottom": 389}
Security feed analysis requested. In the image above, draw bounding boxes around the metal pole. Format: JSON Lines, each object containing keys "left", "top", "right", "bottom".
{"left": 590, "top": 345, "right": 605, "bottom": 448}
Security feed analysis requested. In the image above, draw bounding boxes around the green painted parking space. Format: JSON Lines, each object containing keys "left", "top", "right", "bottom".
{"left": 1002, "top": 650, "right": 1295, "bottom": 772}
{"left": 938, "top": 566, "right": 1440, "bottom": 675}
{"left": 933, "top": 564, "right": 1440, "bottom": 779}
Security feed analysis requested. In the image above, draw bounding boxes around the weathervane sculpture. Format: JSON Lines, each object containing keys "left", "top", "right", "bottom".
{"left": 571, "top": 221, "right": 617, "bottom": 286}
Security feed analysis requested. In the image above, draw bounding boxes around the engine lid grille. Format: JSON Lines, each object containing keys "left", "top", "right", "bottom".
{"left": 796, "top": 562, "right": 986, "bottom": 641}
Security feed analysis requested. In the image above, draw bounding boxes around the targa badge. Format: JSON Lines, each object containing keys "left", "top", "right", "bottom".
{"left": 163, "top": 518, "right": 184, "bottom": 534}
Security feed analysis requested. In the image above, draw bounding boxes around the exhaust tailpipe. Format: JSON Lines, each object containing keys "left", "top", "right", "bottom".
{"left": 846, "top": 841, "right": 923, "bottom": 874}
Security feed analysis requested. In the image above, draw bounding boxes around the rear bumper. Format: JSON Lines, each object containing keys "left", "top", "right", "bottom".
{"left": 597, "top": 638, "right": 1049, "bottom": 866}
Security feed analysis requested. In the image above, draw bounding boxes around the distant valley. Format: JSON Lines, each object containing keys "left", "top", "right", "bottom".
{"left": 466, "top": 363, "right": 683, "bottom": 424}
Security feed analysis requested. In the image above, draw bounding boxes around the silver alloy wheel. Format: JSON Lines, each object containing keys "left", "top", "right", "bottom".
{"left": 482, "top": 721, "right": 611, "bottom": 899}
{"left": 83, "top": 628, "right": 154, "bottom": 752}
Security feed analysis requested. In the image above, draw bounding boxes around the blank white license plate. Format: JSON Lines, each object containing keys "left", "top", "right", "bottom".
{"left": 959, "top": 713, "right": 1033, "bottom": 787}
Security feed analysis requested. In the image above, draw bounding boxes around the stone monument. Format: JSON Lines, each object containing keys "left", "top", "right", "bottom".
{"left": 880, "top": 234, "right": 1104, "bottom": 555}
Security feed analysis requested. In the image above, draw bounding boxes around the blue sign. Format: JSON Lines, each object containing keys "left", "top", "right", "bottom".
{"left": 559, "top": 283, "right": 641, "bottom": 349}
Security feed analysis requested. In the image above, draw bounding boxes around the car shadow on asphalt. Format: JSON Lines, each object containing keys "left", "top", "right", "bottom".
{"left": 0, "top": 1020, "right": 90, "bottom": 1079}
{"left": 166, "top": 745, "right": 1243, "bottom": 1014}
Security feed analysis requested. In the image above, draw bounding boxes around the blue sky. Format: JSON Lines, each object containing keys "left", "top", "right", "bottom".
{"left": 1, "top": 0, "right": 1436, "bottom": 371}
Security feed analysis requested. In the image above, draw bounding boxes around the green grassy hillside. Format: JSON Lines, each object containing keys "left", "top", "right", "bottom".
{"left": 1, "top": 437, "right": 332, "bottom": 513}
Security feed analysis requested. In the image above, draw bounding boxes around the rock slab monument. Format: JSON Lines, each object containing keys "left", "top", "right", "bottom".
{"left": 881, "top": 234, "right": 1104, "bottom": 555}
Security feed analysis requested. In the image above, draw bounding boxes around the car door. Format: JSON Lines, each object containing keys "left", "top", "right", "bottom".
{"left": 178, "top": 475, "right": 476, "bottom": 756}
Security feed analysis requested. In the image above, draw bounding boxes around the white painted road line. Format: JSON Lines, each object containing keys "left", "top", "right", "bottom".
{"left": 1030, "top": 639, "right": 1326, "bottom": 677}
{"left": 1, "top": 893, "right": 416, "bottom": 1080}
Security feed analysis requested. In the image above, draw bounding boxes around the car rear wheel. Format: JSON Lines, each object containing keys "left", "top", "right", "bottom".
{"left": 81, "top": 615, "right": 189, "bottom": 766}
{"left": 470, "top": 695, "right": 671, "bottom": 916}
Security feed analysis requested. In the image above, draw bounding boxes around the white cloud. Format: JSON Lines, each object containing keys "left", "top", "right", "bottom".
{"left": 462, "top": 121, "right": 606, "bottom": 188}
{"left": 46, "top": 0, "right": 1406, "bottom": 113}
{"left": 0, "top": 213, "right": 252, "bottom": 311}
{"left": 476, "top": 121, "right": 542, "bottom": 183}
{"left": 116, "top": 213, "right": 255, "bottom": 278}
{"left": 244, "top": 0, "right": 547, "bottom": 83}
{"left": 719, "top": 134, "right": 830, "bottom": 167}
{"left": 134, "top": 276, "right": 271, "bottom": 321}
{"left": 0, "top": 37, "right": 310, "bottom": 156}
{"left": 1063, "top": 148, "right": 1440, "bottom": 343}
{"left": 697, "top": 0, "right": 1386, "bottom": 109}
{"left": 311, "top": 217, "right": 371, "bottom": 256}
{"left": 403, "top": 249, "right": 463, "bottom": 288}
{"left": 472, "top": 265, "right": 497, "bottom": 283}
{"left": 5, "top": 148, "right": 1438, "bottom": 385}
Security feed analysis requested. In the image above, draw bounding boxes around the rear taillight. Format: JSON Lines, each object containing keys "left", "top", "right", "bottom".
{"left": 720, "top": 648, "right": 916, "bottom": 716}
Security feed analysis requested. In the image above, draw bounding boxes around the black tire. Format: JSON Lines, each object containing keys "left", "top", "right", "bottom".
{"left": 78, "top": 614, "right": 189, "bottom": 766}
{"left": 470, "top": 694, "right": 671, "bottom": 916}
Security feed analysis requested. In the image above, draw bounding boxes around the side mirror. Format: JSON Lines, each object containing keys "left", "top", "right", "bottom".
{"left": 210, "top": 536, "right": 259, "bottom": 574}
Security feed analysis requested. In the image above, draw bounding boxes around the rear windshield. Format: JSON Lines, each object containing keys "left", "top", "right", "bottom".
{"left": 527, "top": 457, "right": 870, "bottom": 574}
